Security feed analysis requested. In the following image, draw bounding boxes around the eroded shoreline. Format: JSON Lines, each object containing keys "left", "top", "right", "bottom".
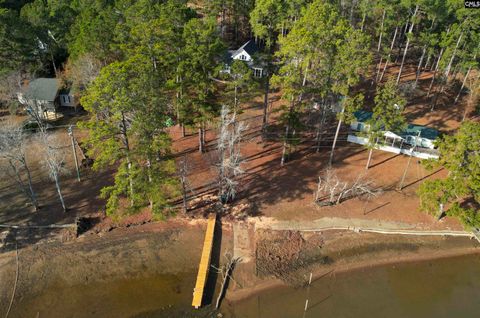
{"left": 0, "top": 219, "right": 479, "bottom": 317}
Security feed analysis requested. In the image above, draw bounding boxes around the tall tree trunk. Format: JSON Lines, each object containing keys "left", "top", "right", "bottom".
{"left": 444, "top": 32, "right": 463, "bottom": 79}
{"left": 281, "top": 100, "right": 295, "bottom": 166}
{"left": 426, "top": 48, "right": 445, "bottom": 98}
{"left": 455, "top": 66, "right": 472, "bottom": 104}
{"left": 377, "top": 9, "right": 386, "bottom": 52}
{"left": 121, "top": 112, "right": 134, "bottom": 205}
{"left": 414, "top": 18, "right": 435, "bottom": 89}
{"left": 50, "top": 51, "right": 57, "bottom": 76}
{"left": 366, "top": 148, "right": 374, "bottom": 169}
{"left": 202, "top": 123, "right": 206, "bottom": 149}
{"left": 299, "top": 62, "right": 309, "bottom": 101}
{"left": 424, "top": 54, "right": 431, "bottom": 70}
{"left": 280, "top": 124, "right": 289, "bottom": 166}
{"left": 395, "top": 20, "right": 410, "bottom": 64}
{"left": 146, "top": 159, "right": 153, "bottom": 210}
{"left": 349, "top": 0, "right": 356, "bottom": 26}
{"left": 23, "top": 159, "right": 38, "bottom": 211}
{"left": 375, "top": 57, "right": 383, "bottom": 82}
{"left": 53, "top": 171, "right": 66, "bottom": 212}
{"left": 360, "top": 12, "right": 366, "bottom": 31}
{"left": 9, "top": 160, "right": 38, "bottom": 211}
{"left": 234, "top": 85, "right": 238, "bottom": 109}
{"left": 328, "top": 105, "right": 345, "bottom": 166}
{"left": 396, "top": 5, "right": 419, "bottom": 85}
{"left": 434, "top": 48, "right": 444, "bottom": 72}
{"left": 426, "top": 68, "right": 438, "bottom": 98}
{"left": 198, "top": 127, "right": 203, "bottom": 153}
{"left": 414, "top": 47, "right": 426, "bottom": 88}
{"left": 315, "top": 102, "right": 327, "bottom": 153}
{"left": 398, "top": 132, "right": 420, "bottom": 190}
{"left": 262, "top": 77, "right": 270, "bottom": 129}
{"left": 379, "top": 26, "right": 399, "bottom": 82}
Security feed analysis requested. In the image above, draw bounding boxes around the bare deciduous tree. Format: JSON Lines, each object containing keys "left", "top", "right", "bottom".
{"left": 38, "top": 133, "right": 69, "bottom": 212}
{"left": 0, "top": 71, "right": 28, "bottom": 114}
{"left": 0, "top": 120, "right": 39, "bottom": 211}
{"left": 63, "top": 54, "right": 102, "bottom": 91}
{"left": 217, "top": 105, "right": 247, "bottom": 204}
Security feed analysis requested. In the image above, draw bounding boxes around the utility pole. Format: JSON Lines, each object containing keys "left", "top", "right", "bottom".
{"left": 68, "top": 125, "right": 81, "bottom": 182}
{"left": 398, "top": 131, "right": 421, "bottom": 190}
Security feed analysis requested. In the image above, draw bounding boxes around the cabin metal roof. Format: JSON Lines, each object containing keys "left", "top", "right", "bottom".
{"left": 353, "top": 110, "right": 373, "bottom": 122}
{"left": 25, "top": 78, "right": 60, "bottom": 101}
{"left": 400, "top": 124, "right": 439, "bottom": 140}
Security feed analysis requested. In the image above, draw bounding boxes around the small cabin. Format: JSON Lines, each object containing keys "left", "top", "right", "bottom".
{"left": 18, "top": 78, "right": 60, "bottom": 120}
{"left": 18, "top": 78, "right": 79, "bottom": 120}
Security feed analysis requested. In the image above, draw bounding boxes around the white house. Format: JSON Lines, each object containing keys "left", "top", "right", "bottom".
{"left": 223, "top": 40, "right": 265, "bottom": 77}
{"left": 348, "top": 110, "right": 440, "bottom": 159}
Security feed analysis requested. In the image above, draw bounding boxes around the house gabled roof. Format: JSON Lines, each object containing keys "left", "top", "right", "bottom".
{"left": 25, "top": 78, "right": 60, "bottom": 102}
{"left": 232, "top": 40, "right": 259, "bottom": 58}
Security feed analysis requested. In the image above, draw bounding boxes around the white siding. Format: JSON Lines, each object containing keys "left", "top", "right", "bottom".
{"left": 232, "top": 50, "right": 252, "bottom": 62}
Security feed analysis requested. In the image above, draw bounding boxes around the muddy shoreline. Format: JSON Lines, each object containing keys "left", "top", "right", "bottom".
{"left": 226, "top": 246, "right": 480, "bottom": 303}
{"left": 0, "top": 219, "right": 479, "bottom": 317}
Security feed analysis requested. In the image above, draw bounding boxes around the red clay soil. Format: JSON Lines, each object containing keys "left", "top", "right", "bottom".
{"left": 170, "top": 65, "right": 471, "bottom": 231}
{"left": 0, "top": 63, "right": 473, "bottom": 252}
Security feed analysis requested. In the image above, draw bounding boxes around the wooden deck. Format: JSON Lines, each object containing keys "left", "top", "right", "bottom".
{"left": 192, "top": 214, "right": 216, "bottom": 309}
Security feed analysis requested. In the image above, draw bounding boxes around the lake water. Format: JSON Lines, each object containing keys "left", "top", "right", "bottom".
{"left": 10, "top": 254, "right": 480, "bottom": 318}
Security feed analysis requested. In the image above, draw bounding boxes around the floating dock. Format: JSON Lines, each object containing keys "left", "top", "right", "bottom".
{"left": 192, "top": 214, "right": 216, "bottom": 309}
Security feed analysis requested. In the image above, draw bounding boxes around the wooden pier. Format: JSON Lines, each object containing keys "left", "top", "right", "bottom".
{"left": 192, "top": 214, "right": 216, "bottom": 309}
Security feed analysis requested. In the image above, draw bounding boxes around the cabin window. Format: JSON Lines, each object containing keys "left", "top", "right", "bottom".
{"left": 62, "top": 95, "right": 71, "bottom": 104}
{"left": 240, "top": 54, "right": 247, "bottom": 60}
{"left": 253, "top": 68, "right": 263, "bottom": 77}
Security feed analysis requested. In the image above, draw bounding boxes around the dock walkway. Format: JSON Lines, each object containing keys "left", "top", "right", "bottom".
{"left": 192, "top": 214, "right": 216, "bottom": 309}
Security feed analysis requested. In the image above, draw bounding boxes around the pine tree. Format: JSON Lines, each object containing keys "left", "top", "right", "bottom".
{"left": 418, "top": 121, "right": 480, "bottom": 227}
{"left": 179, "top": 17, "right": 225, "bottom": 153}
{"left": 81, "top": 56, "right": 178, "bottom": 217}
{"left": 364, "top": 80, "right": 407, "bottom": 169}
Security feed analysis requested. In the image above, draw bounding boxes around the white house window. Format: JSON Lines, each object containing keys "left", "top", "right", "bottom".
{"left": 253, "top": 68, "right": 263, "bottom": 77}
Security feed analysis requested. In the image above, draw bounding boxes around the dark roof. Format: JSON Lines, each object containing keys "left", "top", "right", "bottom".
{"left": 353, "top": 110, "right": 373, "bottom": 122}
{"left": 232, "top": 40, "right": 259, "bottom": 58}
{"left": 400, "top": 124, "right": 439, "bottom": 140}
{"left": 25, "top": 78, "right": 60, "bottom": 101}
